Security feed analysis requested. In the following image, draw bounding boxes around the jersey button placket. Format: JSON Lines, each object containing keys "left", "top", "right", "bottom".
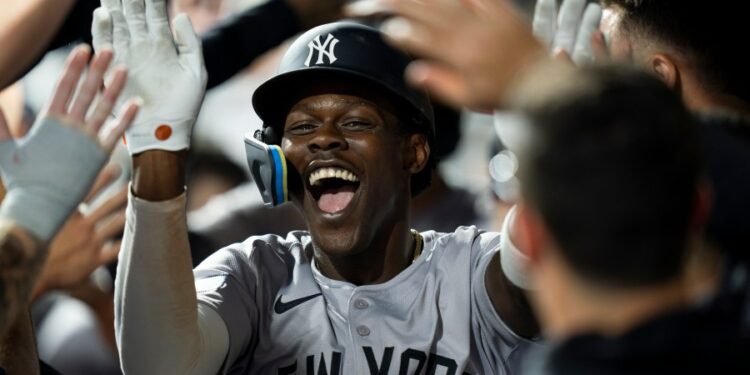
{"left": 353, "top": 298, "right": 369, "bottom": 310}
{"left": 356, "top": 325, "right": 370, "bottom": 337}
{"left": 351, "top": 295, "right": 371, "bottom": 339}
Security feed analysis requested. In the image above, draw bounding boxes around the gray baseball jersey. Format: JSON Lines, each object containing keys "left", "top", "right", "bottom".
{"left": 194, "top": 226, "right": 535, "bottom": 374}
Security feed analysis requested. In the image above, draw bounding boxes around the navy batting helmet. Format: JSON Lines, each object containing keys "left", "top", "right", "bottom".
{"left": 252, "top": 21, "right": 435, "bottom": 145}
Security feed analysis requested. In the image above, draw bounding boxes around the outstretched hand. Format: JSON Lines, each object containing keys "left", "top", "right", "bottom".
{"left": 33, "top": 165, "right": 127, "bottom": 298}
{"left": 532, "top": 0, "right": 602, "bottom": 65}
{"left": 286, "top": 0, "right": 347, "bottom": 29}
{"left": 92, "top": 0, "right": 207, "bottom": 155}
{"left": 347, "top": 0, "right": 546, "bottom": 110}
{"left": 0, "top": 45, "right": 139, "bottom": 241}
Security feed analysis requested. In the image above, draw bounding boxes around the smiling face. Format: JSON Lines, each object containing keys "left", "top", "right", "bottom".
{"left": 280, "top": 87, "right": 429, "bottom": 257}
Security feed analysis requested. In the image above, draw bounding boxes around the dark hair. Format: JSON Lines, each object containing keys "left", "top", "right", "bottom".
{"left": 516, "top": 65, "right": 703, "bottom": 288}
{"left": 600, "top": 0, "right": 750, "bottom": 104}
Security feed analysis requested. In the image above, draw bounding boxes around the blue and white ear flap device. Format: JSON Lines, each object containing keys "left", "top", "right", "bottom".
{"left": 244, "top": 128, "right": 288, "bottom": 206}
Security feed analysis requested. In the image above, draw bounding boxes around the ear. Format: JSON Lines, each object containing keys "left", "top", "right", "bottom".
{"left": 406, "top": 133, "right": 430, "bottom": 174}
{"left": 648, "top": 53, "right": 680, "bottom": 89}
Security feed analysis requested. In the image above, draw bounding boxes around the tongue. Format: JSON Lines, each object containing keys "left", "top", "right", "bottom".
{"left": 318, "top": 185, "right": 356, "bottom": 213}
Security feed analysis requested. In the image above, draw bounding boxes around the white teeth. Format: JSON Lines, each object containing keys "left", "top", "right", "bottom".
{"left": 309, "top": 167, "right": 360, "bottom": 186}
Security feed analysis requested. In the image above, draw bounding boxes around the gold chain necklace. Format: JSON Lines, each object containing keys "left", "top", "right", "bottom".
{"left": 411, "top": 229, "right": 423, "bottom": 263}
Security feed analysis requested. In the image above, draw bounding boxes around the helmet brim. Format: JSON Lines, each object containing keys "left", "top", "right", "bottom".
{"left": 252, "top": 67, "right": 434, "bottom": 131}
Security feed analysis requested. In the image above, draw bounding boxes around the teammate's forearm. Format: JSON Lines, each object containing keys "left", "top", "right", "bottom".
{"left": 0, "top": 310, "right": 40, "bottom": 375}
{"left": 0, "top": 0, "right": 76, "bottom": 90}
{"left": 132, "top": 150, "right": 187, "bottom": 201}
{"left": 0, "top": 220, "right": 45, "bottom": 337}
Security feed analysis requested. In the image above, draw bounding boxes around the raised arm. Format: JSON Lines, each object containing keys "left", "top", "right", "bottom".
{"left": 0, "top": 0, "right": 77, "bottom": 89}
{"left": 92, "top": 1, "right": 229, "bottom": 373}
{"left": 0, "top": 44, "right": 138, "bottom": 369}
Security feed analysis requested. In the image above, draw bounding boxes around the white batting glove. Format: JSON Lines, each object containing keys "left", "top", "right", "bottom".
{"left": 92, "top": 0, "right": 207, "bottom": 155}
{"left": 533, "top": 0, "right": 602, "bottom": 65}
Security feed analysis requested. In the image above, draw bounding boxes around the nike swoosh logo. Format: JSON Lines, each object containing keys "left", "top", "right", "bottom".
{"left": 274, "top": 293, "right": 322, "bottom": 314}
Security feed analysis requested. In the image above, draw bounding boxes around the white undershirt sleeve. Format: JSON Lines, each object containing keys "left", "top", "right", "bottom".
{"left": 115, "top": 189, "right": 229, "bottom": 374}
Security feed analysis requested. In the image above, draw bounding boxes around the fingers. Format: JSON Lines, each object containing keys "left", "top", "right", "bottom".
{"left": 123, "top": 0, "right": 149, "bottom": 41}
{"left": 0, "top": 106, "right": 11, "bottom": 142}
{"left": 101, "top": 0, "right": 124, "bottom": 12}
{"left": 571, "top": 3, "right": 602, "bottom": 65}
{"left": 70, "top": 49, "right": 114, "bottom": 122}
{"left": 87, "top": 67, "right": 128, "bottom": 135}
{"left": 173, "top": 14, "right": 203, "bottom": 71}
{"left": 345, "top": 0, "right": 393, "bottom": 17}
{"left": 591, "top": 30, "right": 610, "bottom": 63}
{"left": 98, "top": 239, "right": 122, "bottom": 266}
{"left": 533, "top": 0, "right": 557, "bottom": 46}
{"left": 101, "top": 98, "right": 140, "bottom": 151}
{"left": 381, "top": 17, "right": 443, "bottom": 61}
{"left": 384, "top": 0, "right": 456, "bottom": 29}
{"left": 47, "top": 45, "right": 91, "bottom": 116}
{"left": 92, "top": 8, "right": 113, "bottom": 53}
{"left": 553, "top": 0, "right": 587, "bottom": 54}
{"left": 405, "top": 61, "right": 473, "bottom": 109}
{"left": 93, "top": 209, "right": 126, "bottom": 245}
{"left": 145, "top": 0, "right": 172, "bottom": 41}
{"left": 110, "top": 7, "right": 131, "bottom": 52}
{"left": 88, "top": 186, "right": 128, "bottom": 224}
{"left": 83, "top": 164, "right": 123, "bottom": 204}
{"left": 552, "top": 48, "right": 574, "bottom": 65}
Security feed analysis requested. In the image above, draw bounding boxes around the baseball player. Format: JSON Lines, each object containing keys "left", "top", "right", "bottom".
{"left": 96, "top": 1, "right": 538, "bottom": 374}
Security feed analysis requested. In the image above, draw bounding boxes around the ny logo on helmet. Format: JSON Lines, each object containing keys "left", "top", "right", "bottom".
{"left": 305, "top": 34, "right": 340, "bottom": 67}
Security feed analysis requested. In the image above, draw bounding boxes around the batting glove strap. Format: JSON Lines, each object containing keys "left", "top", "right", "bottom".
{"left": 0, "top": 117, "right": 106, "bottom": 241}
{"left": 124, "top": 117, "right": 195, "bottom": 155}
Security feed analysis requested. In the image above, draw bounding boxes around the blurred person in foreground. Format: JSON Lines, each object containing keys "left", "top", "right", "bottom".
{"left": 595, "top": 0, "right": 750, "bottom": 293}
{"left": 349, "top": 0, "right": 750, "bottom": 371}
{"left": 0, "top": 45, "right": 139, "bottom": 373}
{"left": 509, "top": 65, "right": 749, "bottom": 374}
{"left": 351, "top": 0, "right": 750, "bottom": 294}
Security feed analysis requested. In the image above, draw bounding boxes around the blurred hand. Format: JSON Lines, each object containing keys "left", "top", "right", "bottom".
{"left": 286, "top": 0, "right": 346, "bottom": 29}
{"left": 0, "top": 45, "right": 139, "bottom": 241}
{"left": 347, "top": 0, "right": 546, "bottom": 110}
{"left": 533, "top": 0, "right": 601, "bottom": 65}
{"left": 92, "top": 0, "right": 207, "bottom": 155}
{"left": 169, "top": 0, "right": 225, "bottom": 33}
{"left": 33, "top": 166, "right": 127, "bottom": 297}
{"left": 591, "top": 7, "right": 633, "bottom": 64}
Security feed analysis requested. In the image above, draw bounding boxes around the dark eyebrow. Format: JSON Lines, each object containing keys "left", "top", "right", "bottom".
{"left": 290, "top": 97, "right": 376, "bottom": 113}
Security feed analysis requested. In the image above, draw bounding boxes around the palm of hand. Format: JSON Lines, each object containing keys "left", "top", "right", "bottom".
{"left": 114, "top": 38, "right": 204, "bottom": 122}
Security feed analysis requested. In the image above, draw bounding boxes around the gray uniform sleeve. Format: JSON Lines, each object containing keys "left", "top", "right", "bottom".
{"left": 470, "top": 231, "right": 537, "bottom": 374}
{"left": 193, "top": 235, "right": 296, "bottom": 373}
{"left": 116, "top": 191, "right": 229, "bottom": 374}
{"left": 194, "top": 248, "right": 260, "bottom": 373}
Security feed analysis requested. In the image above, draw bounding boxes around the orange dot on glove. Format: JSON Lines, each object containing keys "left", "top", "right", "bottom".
{"left": 155, "top": 125, "right": 172, "bottom": 141}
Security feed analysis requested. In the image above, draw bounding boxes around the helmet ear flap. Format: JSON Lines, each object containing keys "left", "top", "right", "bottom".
{"left": 255, "top": 126, "right": 281, "bottom": 145}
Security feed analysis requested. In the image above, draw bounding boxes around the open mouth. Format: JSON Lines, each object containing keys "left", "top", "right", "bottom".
{"left": 308, "top": 167, "right": 361, "bottom": 214}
